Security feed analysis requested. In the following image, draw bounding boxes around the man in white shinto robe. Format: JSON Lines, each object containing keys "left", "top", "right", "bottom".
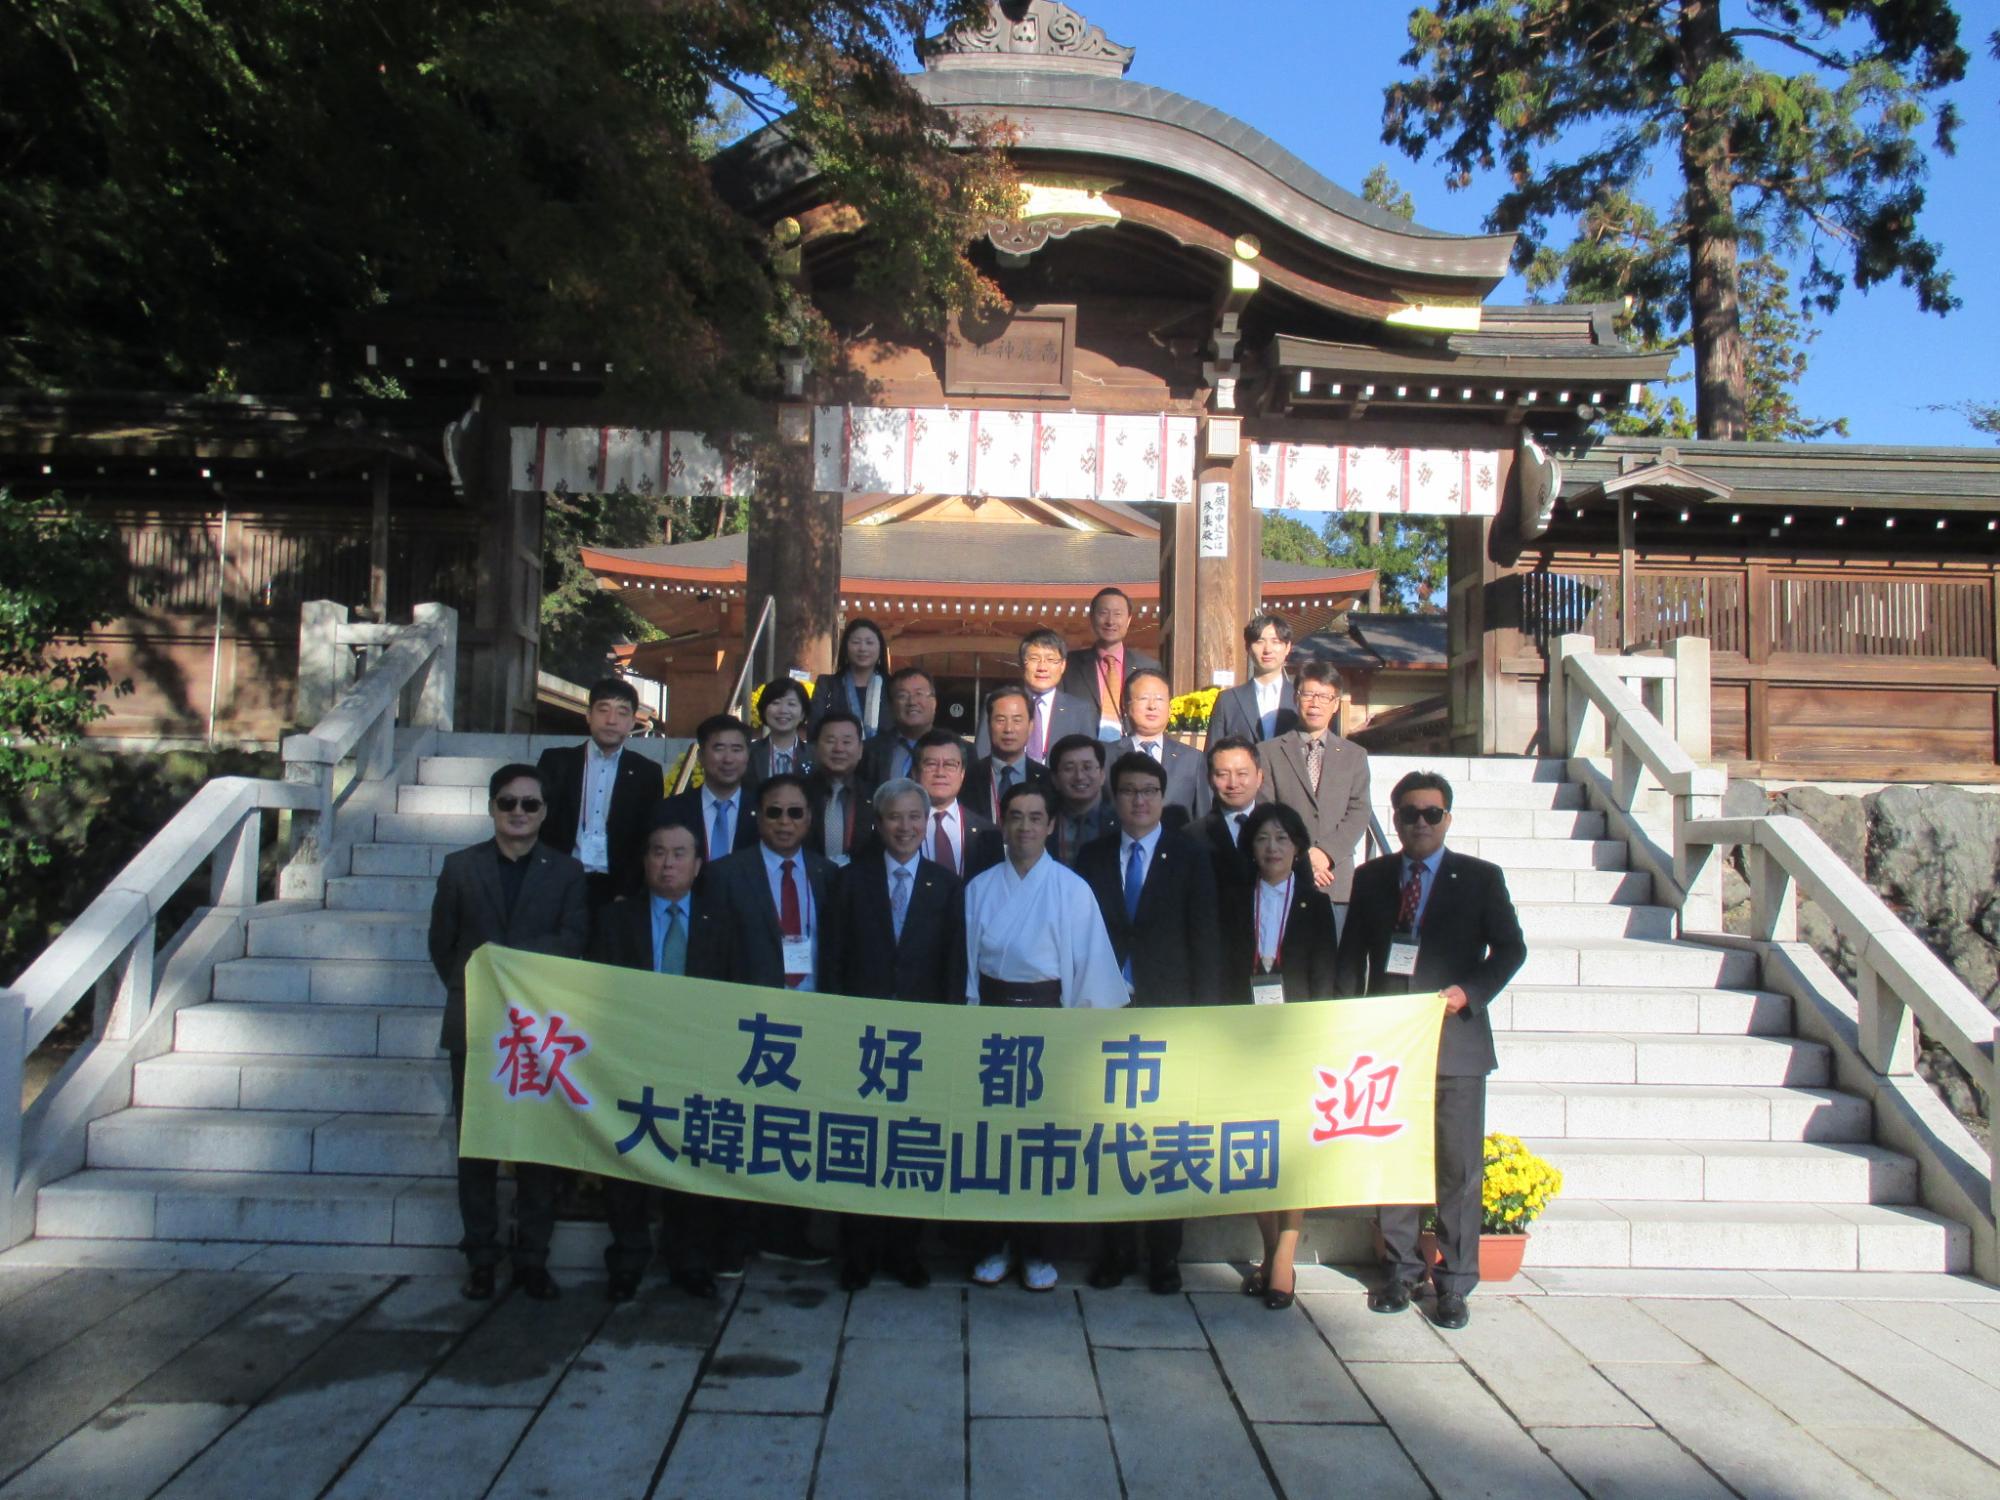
{"left": 961, "top": 782, "right": 1126, "bottom": 1293}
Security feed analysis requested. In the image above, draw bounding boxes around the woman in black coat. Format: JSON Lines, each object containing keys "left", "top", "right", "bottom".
{"left": 809, "top": 617, "right": 891, "bottom": 739}
{"left": 1226, "top": 801, "right": 1340, "bottom": 1309}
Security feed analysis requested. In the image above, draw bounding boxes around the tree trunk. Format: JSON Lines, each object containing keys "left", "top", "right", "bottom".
{"left": 745, "top": 446, "right": 839, "bottom": 678}
{"left": 1678, "top": 0, "right": 1747, "bottom": 440}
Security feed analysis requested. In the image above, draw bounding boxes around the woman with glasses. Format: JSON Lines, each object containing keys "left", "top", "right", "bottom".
{"left": 1223, "top": 801, "right": 1338, "bottom": 1311}
{"left": 810, "top": 617, "right": 891, "bottom": 740}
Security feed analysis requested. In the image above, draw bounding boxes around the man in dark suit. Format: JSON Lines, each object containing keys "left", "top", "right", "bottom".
{"left": 1209, "top": 613, "right": 1300, "bottom": 744}
{"left": 862, "top": 667, "right": 957, "bottom": 785}
{"left": 821, "top": 778, "right": 966, "bottom": 1290}
{"left": 914, "top": 730, "right": 1005, "bottom": 880}
{"left": 1076, "top": 751, "right": 1225, "bottom": 1294}
{"left": 1191, "top": 734, "right": 1263, "bottom": 892}
{"left": 975, "top": 630, "right": 1096, "bottom": 760}
{"left": 1060, "top": 587, "right": 1163, "bottom": 739}
{"left": 699, "top": 772, "right": 836, "bottom": 1264}
{"left": 588, "top": 821, "right": 729, "bottom": 1302}
{"left": 1046, "top": 733, "right": 1112, "bottom": 866}
{"left": 535, "top": 677, "right": 663, "bottom": 909}
{"left": 963, "top": 685, "right": 1048, "bottom": 825}
{"left": 654, "top": 714, "right": 760, "bottom": 861}
{"left": 428, "top": 763, "right": 589, "bottom": 1303}
{"left": 1114, "top": 667, "right": 1210, "bottom": 829}
{"left": 804, "top": 709, "right": 875, "bottom": 866}
{"left": 1336, "top": 770, "right": 1527, "bottom": 1331}
{"left": 1257, "top": 660, "right": 1371, "bottom": 911}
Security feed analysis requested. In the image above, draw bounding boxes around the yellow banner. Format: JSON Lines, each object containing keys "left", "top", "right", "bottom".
{"left": 462, "top": 946, "right": 1443, "bottom": 1222}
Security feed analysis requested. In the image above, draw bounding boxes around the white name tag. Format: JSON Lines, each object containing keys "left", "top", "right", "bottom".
{"left": 1386, "top": 938, "right": 1421, "bottom": 976}
{"left": 1250, "top": 978, "right": 1285, "bottom": 1006}
{"left": 576, "top": 830, "right": 609, "bottom": 873}
{"left": 782, "top": 936, "right": 814, "bottom": 979}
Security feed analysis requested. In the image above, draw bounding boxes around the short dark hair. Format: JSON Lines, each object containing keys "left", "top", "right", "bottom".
{"left": 915, "top": 727, "right": 968, "bottom": 769}
{"left": 888, "top": 665, "right": 935, "bottom": 693}
{"left": 1390, "top": 770, "right": 1454, "bottom": 811}
{"left": 1240, "top": 800, "right": 1311, "bottom": 854}
{"left": 1243, "top": 613, "right": 1294, "bottom": 648}
{"left": 587, "top": 676, "right": 639, "bottom": 712}
{"left": 758, "top": 772, "right": 811, "bottom": 809}
{"left": 695, "top": 713, "right": 752, "bottom": 749}
{"left": 984, "top": 683, "right": 1031, "bottom": 719}
{"left": 1047, "top": 733, "right": 1105, "bottom": 771}
{"left": 646, "top": 822, "right": 702, "bottom": 860}
{"left": 1089, "top": 586, "right": 1132, "bottom": 612}
{"left": 1108, "top": 749, "right": 1167, "bottom": 794}
{"left": 812, "top": 708, "right": 866, "bottom": 743}
{"left": 999, "top": 780, "right": 1053, "bottom": 818}
{"left": 1121, "top": 666, "right": 1172, "bottom": 706}
{"left": 489, "top": 763, "right": 543, "bottom": 800}
{"left": 1204, "top": 734, "right": 1259, "bottom": 772}
{"left": 755, "top": 677, "right": 809, "bottom": 719}
{"left": 1297, "top": 659, "right": 1345, "bottom": 692}
{"left": 1017, "top": 628, "right": 1068, "bottom": 662}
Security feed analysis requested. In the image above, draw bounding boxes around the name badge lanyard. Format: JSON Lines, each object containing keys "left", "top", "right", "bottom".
{"left": 1254, "top": 875, "right": 1294, "bottom": 974}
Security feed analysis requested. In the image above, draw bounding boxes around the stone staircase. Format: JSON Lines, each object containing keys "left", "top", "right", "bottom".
{"left": 28, "top": 744, "right": 1971, "bottom": 1274}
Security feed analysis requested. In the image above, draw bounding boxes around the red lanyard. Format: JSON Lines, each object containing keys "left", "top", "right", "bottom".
{"left": 1254, "top": 875, "right": 1293, "bottom": 971}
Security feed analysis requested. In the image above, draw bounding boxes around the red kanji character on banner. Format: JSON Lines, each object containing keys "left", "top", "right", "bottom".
{"left": 495, "top": 1007, "right": 591, "bottom": 1106}
{"left": 1311, "top": 1054, "right": 1404, "bottom": 1142}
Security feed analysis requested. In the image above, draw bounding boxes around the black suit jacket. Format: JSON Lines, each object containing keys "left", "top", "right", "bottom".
{"left": 428, "top": 840, "right": 589, "bottom": 1052}
{"left": 588, "top": 890, "right": 726, "bottom": 981}
{"left": 747, "top": 737, "right": 813, "bottom": 791}
{"left": 534, "top": 743, "right": 664, "bottom": 894}
{"left": 1221, "top": 878, "right": 1340, "bottom": 1003}
{"left": 1191, "top": 806, "right": 1256, "bottom": 893}
{"left": 1256, "top": 730, "right": 1372, "bottom": 902}
{"left": 1059, "top": 644, "right": 1163, "bottom": 715}
{"left": 861, "top": 728, "right": 963, "bottom": 787}
{"left": 1075, "top": 827, "right": 1225, "bottom": 1006}
{"left": 961, "top": 755, "right": 1048, "bottom": 825}
{"left": 700, "top": 845, "right": 838, "bottom": 989}
{"left": 1115, "top": 734, "right": 1212, "bottom": 827}
{"left": 821, "top": 849, "right": 967, "bottom": 1003}
{"left": 1333, "top": 848, "right": 1527, "bottom": 1076}
{"left": 804, "top": 771, "right": 878, "bottom": 863}
{"left": 921, "top": 803, "right": 1005, "bottom": 881}
{"left": 808, "top": 670, "right": 890, "bottom": 738}
{"left": 1209, "top": 678, "right": 1299, "bottom": 744}
{"left": 973, "top": 688, "right": 1097, "bottom": 760}
{"left": 653, "top": 786, "right": 761, "bottom": 862}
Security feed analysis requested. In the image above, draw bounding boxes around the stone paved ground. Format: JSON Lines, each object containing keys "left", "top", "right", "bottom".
{"left": 3, "top": 1245, "right": 2000, "bottom": 1500}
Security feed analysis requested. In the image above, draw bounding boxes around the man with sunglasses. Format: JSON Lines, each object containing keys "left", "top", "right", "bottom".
{"left": 428, "top": 763, "right": 589, "bottom": 1303}
{"left": 1335, "top": 770, "right": 1525, "bottom": 1332}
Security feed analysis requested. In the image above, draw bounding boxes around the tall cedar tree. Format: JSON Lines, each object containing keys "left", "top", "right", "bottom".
{"left": 1383, "top": 2, "right": 1966, "bottom": 439}
{"left": 0, "top": 1, "right": 1015, "bottom": 407}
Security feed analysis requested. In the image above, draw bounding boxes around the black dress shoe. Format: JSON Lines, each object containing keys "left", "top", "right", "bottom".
{"left": 886, "top": 1256, "right": 932, "bottom": 1290}
{"left": 671, "top": 1268, "right": 718, "bottom": 1300}
{"left": 1263, "top": 1286, "right": 1296, "bottom": 1312}
{"left": 840, "top": 1259, "right": 874, "bottom": 1292}
{"left": 713, "top": 1247, "right": 749, "bottom": 1280}
{"left": 760, "top": 1232, "right": 831, "bottom": 1267}
{"left": 1086, "top": 1257, "right": 1131, "bottom": 1290}
{"left": 1147, "top": 1261, "right": 1183, "bottom": 1295}
{"left": 1241, "top": 1268, "right": 1268, "bottom": 1298}
{"left": 1430, "top": 1292, "right": 1470, "bottom": 1330}
{"left": 606, "top": 1270, "right": 641, "bottom": 1303}
{"left": 461, "top": 1265, "right": 496, "bottom": 1301}
{"left": 514, "top": 1266, "right": 560, "bottom": 1301}
{"left": 1367, "top": 1281, "right": 1412, "bottom": 1315}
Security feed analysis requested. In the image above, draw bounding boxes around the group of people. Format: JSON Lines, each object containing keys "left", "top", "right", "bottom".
{"left": 426, "top": 588, "right": 1526, "bottom": 1331}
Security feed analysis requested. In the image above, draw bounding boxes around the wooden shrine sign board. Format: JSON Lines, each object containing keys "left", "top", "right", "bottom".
{"left": 944, "top": 304, "right": 1075, "bottom": 399}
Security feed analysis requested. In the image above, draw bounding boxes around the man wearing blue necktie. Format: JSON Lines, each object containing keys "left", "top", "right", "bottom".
{"left": 590, "top": 821, "right": 728, "bottom": 1302}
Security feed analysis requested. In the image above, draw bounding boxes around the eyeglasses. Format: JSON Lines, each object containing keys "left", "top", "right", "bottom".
{"left": 493, "top": 796, "right": 543, "bottom": 813}
{"left": 1297, "top": 690, "right": 1341, "bottom": 705}
{"left": 1114, "top": 784, "right": 1163, "bottom": 799}
{"left": 763, "top": 805, "right": 810, "bottom": 820}
{"left": 1394, "top": 804, "right": 1447, "bottom": 826}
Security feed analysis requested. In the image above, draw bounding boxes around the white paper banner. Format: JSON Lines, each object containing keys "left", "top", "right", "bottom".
{"left": 1251, "top": 442, "right": 1500, "bottom": 516}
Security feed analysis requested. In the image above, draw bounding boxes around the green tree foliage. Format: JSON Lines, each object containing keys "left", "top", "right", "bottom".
{"left": 1327, "top": 515, "right": 1449, "bottom": 612}
{"left": 1361, "top": 164, "right": 1418, "bottom": 221}
{"left": 0, "top": 488, "right": 130, "bottom": 903}
{"left": 1384, "top": 2, "right": 1967, "bottom": 439}
{"left": 0, "top": 1, "right": 1014, "bottom": 406}
{"left": 1260, "top": 514, "right": 1334, "bottom": 566}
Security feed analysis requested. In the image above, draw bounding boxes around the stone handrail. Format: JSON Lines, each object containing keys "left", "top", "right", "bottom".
{"left": 1549, "top": 633, "right": 2000, "bottom": 1277}
{"left": 1, "top": 602, "right": 457, "bottom": 1247}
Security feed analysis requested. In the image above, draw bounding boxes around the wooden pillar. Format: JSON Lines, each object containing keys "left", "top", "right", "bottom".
{"left": 745, "top": 441, "right": 840, "bottom": 679}
{"left": 467, "top": 380, "right": 541, "bottom": 732}
{"left": 1616, "top": 492, "right": 1635, "bottom": 652}
{"left": 1159, "top": 451, "right": 1257, "bottom": 696}
{"left": 1159, "top": 500, "right": 1198, "bottom": 691}
{"left": 368, "top": 467, "right": 391, "bottom": 621}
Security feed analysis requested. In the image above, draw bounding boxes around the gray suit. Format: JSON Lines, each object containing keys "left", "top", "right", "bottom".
{"left": 1255, "top": 730, "right": 1371, "bottom": 903}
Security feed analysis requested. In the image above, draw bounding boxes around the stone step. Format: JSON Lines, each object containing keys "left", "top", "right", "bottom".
{"left": 175, "top": 1002, "right": 439, "bottom": 1059}
{"left": 1453, "top": 838, "right": 1628, "bottom": 871}
{"left": 1368, "top": 781, "right": 1587, "bottom": 812}
{"left": 1489, "top": 1081, "right": 1870, "bottom": 1143}
{"left": 1513, "top": 903, "right": 1675, "bottom": 941}
{"left": 422, "top": 736, "right": 685, "bottom": 771}
{"left": 1505, "top": 938, "right": 1758, "bottom": 990}
{"left": 1366, "top": 755, "right": 1568, "bottom": 785}
{"left": 246, "top": 910, "right": 430, "bottom": 962}
{"left": 132, "top": 1052, "right": 449, "bottom": 1115}
{"left": 1525, "top": 1197, "right": 1969, "bottom": 1273}
{"left": 1527, "top": 1139, "right": 1918, "bottom": 1206}
{"left": 34, "top": 1168, "right": 444, "bottom": 1245}
{"left": 372, "top": 812, "right": 494, "bottom": 845}
{"left": 1494, "top": 1032, "right": 1829, "bottom": 1088}
{"left": 212, "top": 957, "right": 444, "bottom": 1007}
{"left": 1493, "top": 986, "right": 1790, "bottom": 1037}
{"left": 351, "top": 842, "right": 452, "bottom": 878}
{"left": 327, "top": 875, "right": 436, "bottom": 913}
{"left": 86, "top": 1109, "right": 453, "bottom": 1177}
{"left": 1503, "top": 868, "right": 1652, "bottom": 905}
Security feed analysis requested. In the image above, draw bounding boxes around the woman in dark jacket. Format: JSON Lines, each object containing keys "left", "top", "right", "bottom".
{"left": 1226, "top": 801, "right": 1340, "bottom": 1309}
{"left": 809, "top": 617, "right": 891, "bottom": 739}
{"left": 748, "top": 677, "right": 814, "bottom": 789}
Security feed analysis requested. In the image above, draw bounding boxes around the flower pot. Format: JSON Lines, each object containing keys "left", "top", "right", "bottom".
{"left": 1372, "top": 1223, "right": 1530, "bottom": 1283}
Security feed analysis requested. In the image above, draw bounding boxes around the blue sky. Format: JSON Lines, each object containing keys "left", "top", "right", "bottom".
{"left": 956, "top": 1, "right": 1998, "bottom": 447}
